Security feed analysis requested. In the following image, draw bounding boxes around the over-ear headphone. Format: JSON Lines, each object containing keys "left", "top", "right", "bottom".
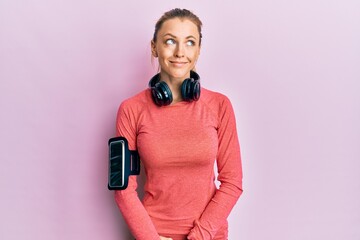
{"left": 148, "top": 70, "right": 201, "bottom": 106}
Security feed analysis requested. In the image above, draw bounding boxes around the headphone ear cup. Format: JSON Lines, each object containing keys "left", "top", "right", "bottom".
{"left": 181, "top": 79, "right": 191, "bottom": 102}
{"left": 181, "top": 78, "right": 201, "bottom": 102}
{"left": 151, "top": 81, "right": 173, "bottom": 106}
{"left": 192, "top": 80, "right": 201, "bottom": 101}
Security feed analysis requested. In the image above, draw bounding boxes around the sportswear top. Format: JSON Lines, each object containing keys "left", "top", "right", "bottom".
{"left": 114, "top": 87, "right": 243, "bottom": 240}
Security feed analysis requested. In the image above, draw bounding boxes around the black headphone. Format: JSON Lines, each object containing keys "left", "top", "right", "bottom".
{"left": 148, "top": 70, "right": 201, "bottom": 106}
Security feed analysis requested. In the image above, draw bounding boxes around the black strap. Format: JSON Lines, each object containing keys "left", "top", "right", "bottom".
{"left": 130, "top": 150, "right": 140, "bottom": 175}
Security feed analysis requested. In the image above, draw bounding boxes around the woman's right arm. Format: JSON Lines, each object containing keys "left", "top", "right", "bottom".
{"left": 114, "top": 101, "right": 160, "bottom": 240}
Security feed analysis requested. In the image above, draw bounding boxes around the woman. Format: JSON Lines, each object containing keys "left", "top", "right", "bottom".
{"left": 114, "top": 8, "right": 243, "bottom": 240}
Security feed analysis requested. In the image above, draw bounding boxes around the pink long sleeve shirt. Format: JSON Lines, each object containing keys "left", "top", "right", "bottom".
{"left": 114, "top": 87, "right": 243, "bottom": 240}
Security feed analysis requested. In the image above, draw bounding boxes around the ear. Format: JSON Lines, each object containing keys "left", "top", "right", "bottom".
{"left": 151, "top": 40, "right": 158, "bottom": 58}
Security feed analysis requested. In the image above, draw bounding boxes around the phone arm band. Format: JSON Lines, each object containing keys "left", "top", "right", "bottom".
{"left": 108, "top": 136, "right": 140, "bottom": 190}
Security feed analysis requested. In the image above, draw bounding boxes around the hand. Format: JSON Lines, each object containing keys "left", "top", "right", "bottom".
{"left": 160, "top": 236, "right": 173, "bottom": 240}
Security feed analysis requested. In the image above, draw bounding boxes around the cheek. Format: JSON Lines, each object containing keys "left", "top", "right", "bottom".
{"left": 188, "top": 50, "right": 200, "bottom": 62}
{"left": 157, "top": 46, "right": 174, "bottom": 58}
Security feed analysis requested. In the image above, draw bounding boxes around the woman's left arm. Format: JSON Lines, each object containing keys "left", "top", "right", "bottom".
{"left": 188, "top": 96, "right": 243, "bottom": 240}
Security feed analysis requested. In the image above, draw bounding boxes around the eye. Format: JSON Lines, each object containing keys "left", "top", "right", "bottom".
{"left": 186, "top": 40, "right": 195, "bottom": 46}
{"left": 165, "top": 39, "right": 176, "bottom": 45}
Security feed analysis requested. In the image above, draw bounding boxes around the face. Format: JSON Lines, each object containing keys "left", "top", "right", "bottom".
{"left": 151, "top": 18, "right": 201, "bottom": 81}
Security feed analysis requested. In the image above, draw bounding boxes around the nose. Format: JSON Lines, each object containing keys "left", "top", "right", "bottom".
{"left": 175, "top": 44, "right": 185, "bottom": 58}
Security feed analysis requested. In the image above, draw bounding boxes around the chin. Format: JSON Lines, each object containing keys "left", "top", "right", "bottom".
{"left": 167, "top": 68, "right": 192, "bottom": 79}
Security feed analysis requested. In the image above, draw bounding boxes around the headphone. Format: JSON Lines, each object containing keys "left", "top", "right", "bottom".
{"left": 148, "top": 70, "right": 201, "bottom": 106}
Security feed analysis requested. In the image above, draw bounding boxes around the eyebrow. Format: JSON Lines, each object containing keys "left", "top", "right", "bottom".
{"left": 163, "top": 33, "right": 197, "bottom": 40}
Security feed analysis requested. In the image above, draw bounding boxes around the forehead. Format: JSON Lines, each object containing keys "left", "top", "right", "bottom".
{"left": 158, "top": 18, "right": 199, "bottom": 38}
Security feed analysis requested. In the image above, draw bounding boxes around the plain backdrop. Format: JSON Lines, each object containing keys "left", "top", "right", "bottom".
{"left": 1, "top": 0, "right": 359, "bottom": 239}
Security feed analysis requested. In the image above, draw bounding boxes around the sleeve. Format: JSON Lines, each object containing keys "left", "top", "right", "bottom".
{"left": 187, "top": 97, "right": 243, "bottom": 240}
{"left": 114, "top": 101, "right": 160, "bottom": 240}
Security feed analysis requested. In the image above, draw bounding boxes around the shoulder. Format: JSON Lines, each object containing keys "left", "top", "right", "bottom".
{"left": 200, "top": 88, "right": 237, "bottom": 129}
{"left": 118, "top": 89, "right": 152, "bottom": 114}
{"left": 200, "top": 87, "right": 233, "bottom": 111}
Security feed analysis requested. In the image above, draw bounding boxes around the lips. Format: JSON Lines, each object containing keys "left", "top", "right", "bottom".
{"left": 169, "top": 61, "right": 188, "bottom": 67}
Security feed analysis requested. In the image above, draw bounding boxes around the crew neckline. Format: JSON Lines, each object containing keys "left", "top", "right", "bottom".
{"left": 146, "top": 89, "right": 194, "bottom": 108}
{"left": 163, "top": 100, "right": 191, "bottom": 108}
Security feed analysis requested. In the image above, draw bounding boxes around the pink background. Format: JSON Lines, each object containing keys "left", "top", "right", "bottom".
{"left": 1, "top": 0, "right": 359, "bottom": 239}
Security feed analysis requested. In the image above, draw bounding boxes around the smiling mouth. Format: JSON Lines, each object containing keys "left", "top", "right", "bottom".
{"left": 169, "top": 61, "right": 188, "bottom": 67}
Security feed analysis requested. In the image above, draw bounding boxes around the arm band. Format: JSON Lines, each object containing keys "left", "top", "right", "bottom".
{"left": 108, "top": 136, "right": 140, "bottom": 190}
